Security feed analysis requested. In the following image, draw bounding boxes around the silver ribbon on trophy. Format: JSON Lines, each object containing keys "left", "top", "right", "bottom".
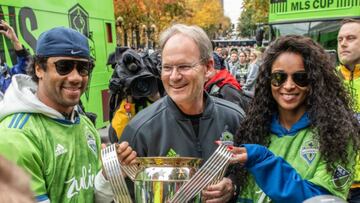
{"left": 101, "top": 144, "right": 232, "bottom": 203}
{"left": 101, "top": 144, "right": 137, "bottom": 203}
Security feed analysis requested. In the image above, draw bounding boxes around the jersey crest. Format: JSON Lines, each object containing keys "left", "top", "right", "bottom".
{"left": 220, "top": 127, "right": 234, "bottom": 146}
{"left": 332, "top": 165, "right": 351, "bottom": 188}
{"left": 84, "top": 127, "right": 97, "bottom": 156}
{"left": 300, "top": 140, "right": 319, "bottom": 165}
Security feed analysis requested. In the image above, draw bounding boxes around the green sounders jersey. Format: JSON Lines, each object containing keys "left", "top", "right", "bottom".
{"left": 238, "top": 128, "right": 354, "bottom": 202}
{"left": 0, "top": 112, "right": 102, "bottom": 202}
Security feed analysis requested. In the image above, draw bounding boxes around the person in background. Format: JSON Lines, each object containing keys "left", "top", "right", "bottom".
{"left": 0, "top": 27, "right": 133, "bottom": 203}
{"left": 229, "top": 35, "right": 360, "bottom": 202}
{"left": 119, "top": 24, "right": 245, "bottom": 202}
{"left": 220, "top": 47, "right": 230, "bottom": 71}
{"left": 242, "top": 50, "right": 261, "bottom": 98}
{"left": 0, "top": 20, "right": 30, "bottom": 94}
{"left": 337, "top": 18, "right": 360, "bottom": 203}
{"left": 205, "top": 52, "right": 249, "bottom": 110}
{"left": 215, "top": 46, "right": 223, "bottom": 56}
{"left": 230, "top": 50, "right": 249, "bottom": 86}
{"left": 248, "top": 50, "right": 258, "bottom": 64}
{"left": 244, "top": 48, "right": 251, "bottom": 63}
{"left": 228, "top": 50, "right": 240, "bottom": 76}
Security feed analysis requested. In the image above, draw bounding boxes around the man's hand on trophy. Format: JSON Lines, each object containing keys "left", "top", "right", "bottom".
{"left": 101, "top": 142, "right": 138, "bottom": 180}
{"left": 201, "top": 177, "right": 234, "bottom": 203}
{"left": 115, "top": 141, "right": 138, "bottom": 165}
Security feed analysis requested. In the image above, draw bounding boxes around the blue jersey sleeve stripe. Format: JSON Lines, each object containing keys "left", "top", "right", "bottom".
{"left": 12, "top": 113, "right": 24, "bottom": 128}
{"left": 18, "top": 114, "right": 31, "bottom": 129}
{"left": 7, "top": 113, "right": 18, "bottom": 128}
{"left": 36, "top": 194, "right": 49, "bottom": 202}
{"left": 243, "top": 144, "right": 330, "bottom": 202}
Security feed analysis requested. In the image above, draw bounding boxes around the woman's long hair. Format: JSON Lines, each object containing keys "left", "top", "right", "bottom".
{"left": 234, "top": 35, "right": 360, "bottom": 188}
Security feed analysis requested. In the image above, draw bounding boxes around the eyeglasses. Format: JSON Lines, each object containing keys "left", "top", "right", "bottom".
{"left": 161, "top": 61, "right": 202, "bottom": 75}
{"left": 270, "top": 71, "right": 309, "bottom": 87}
{"left": 53, "top": 60, "right": 94, "bottom": 76}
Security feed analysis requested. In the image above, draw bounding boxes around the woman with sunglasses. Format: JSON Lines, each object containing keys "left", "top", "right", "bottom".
{"left": 228, "top": 35, "right": 360, "bottom": 202}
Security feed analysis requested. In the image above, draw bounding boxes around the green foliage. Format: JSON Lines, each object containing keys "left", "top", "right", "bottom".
{"left": 237, "top": 0, "right": 269, "bottom": 38}
{"left": 114, "top": 0, "right": 231, "bottom": 45}
{"left": 237, "top": 8, "right": 256, "bottom": 38}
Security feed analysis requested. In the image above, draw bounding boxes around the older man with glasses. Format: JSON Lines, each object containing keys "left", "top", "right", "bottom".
{"left": 119, "top": 24, "right": 245, "bottom": 202}
{"left": 0, "top": 27, "right": 135, "bottom": 203}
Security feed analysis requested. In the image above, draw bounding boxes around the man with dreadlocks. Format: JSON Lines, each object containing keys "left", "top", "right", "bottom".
{"left": 228, "top": 35, "right": 360, "bottom": 202}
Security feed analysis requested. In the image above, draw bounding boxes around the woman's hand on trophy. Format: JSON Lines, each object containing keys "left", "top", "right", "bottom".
{"left": 228, "top": 146, "right": 248, "bottom": 165}
{"left": 115, "top": 141, "right": 138, "bottom": 165}
{"left": 201, "top": 177, "right": 234, "bottom": 203}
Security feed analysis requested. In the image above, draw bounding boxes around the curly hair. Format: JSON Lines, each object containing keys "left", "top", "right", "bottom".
{"left": 234, "top": 35, "right": 360, "bottom": 189}
{"left": 26, "top": 56, "right": 48, "bottom": 83}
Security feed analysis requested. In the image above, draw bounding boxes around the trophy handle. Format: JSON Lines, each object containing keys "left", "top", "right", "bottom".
{"left": 169, "top": 144, "right": 232, "bottom": 203}
{"left": 101, "top": 144, "right": 135, "bottom": 203}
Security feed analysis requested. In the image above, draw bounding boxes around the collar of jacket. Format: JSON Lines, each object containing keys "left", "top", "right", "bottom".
{"left": 270, "top": 112, "right": 310, "bottom": 137}
{"left": 339, "top": 64, "right": 360, "bottom": 80}
{"left": 165, "top": 91, "right": 214, "bottom": 120}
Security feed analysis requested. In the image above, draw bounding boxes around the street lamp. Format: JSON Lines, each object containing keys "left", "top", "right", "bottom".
{"left": 142, "top": 24, "right": 156, "bottom": 49}
{"left": 150, "top": 24, "right": 156, "bottom": 49}
{"left": 116, "top": 16, "right": 128, "bottom": 46}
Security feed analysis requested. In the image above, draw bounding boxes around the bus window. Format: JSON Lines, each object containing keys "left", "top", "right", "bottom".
{"left": 106, "top": 23, "right": 113, "bottom": 43}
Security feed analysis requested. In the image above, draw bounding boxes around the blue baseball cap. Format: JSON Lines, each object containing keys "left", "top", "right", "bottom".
{"left": 36, "top": 27, "right": 90, "bottom": 58}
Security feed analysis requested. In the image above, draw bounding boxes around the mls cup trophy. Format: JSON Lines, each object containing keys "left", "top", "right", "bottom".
{"left": 101, "top": 144, "right": 232, "bottom": 203}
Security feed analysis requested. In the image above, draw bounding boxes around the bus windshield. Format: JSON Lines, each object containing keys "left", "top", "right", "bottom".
{"left": 212, "top": 39, "right": 256, "bottom": 47}
{"left": 268, "top": 0, "right": 359, "bottom": 50}
{"left": 271, "top": 20, "right": 341, "bottom": 50}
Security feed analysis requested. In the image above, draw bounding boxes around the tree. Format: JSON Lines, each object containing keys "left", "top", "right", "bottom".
{"left": 113, "top": 0, "right": 232, "bottom": 48}
{"left": 184, "top": 0, "right": 231, "bottom": 39}
{"left": 244, "top": 0, "right": 269, "bottom": 24}
{"left": 237, "top": 0, "right": 269, "bottom": 38}
{"left": 237, "top": 7, "right": 256, "bottom": 38}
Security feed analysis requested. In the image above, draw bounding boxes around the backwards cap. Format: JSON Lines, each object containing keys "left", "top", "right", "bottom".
{"left": 36, "top": 27, "right": 90, "bottom": 58}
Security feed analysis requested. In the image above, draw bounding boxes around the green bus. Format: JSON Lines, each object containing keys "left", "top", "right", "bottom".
{"left": 0, "top": 0, "right": 117, "bottom": 128}
{"left": 268, "top": 0, "right": 360, "bottom": 50}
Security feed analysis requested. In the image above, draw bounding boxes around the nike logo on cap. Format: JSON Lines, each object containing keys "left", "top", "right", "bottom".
{"left": 71, "top": 50, "right": 82, "bottom": 55}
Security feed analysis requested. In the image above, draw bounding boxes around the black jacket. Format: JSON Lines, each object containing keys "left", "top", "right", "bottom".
{"left": 120, "top": 93, "right": 245, "bottom": 161}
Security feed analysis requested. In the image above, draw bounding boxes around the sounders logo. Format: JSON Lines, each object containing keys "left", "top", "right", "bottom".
{"left": 68, "top": 4, "right": 89, "bottom": 37}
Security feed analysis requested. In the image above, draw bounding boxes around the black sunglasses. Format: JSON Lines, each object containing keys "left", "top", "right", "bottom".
{"left": 270, "top": 71, "right": 309, "bottom": 87}
{"left": 53, "top": 60, "right": 94, "bottom": 76}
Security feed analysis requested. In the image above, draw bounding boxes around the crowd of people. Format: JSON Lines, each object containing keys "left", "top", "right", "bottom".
{"left": 0, "top": 17, "right": 359, "bottom": 203}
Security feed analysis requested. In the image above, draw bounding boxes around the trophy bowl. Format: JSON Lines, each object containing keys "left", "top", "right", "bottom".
{"left": 134, "top": 157, "right": 202, "bottom": 203}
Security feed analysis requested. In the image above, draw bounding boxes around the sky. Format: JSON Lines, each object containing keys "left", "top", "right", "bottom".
{"left": 223, "top": 0, "right": 243, "bottom": 28}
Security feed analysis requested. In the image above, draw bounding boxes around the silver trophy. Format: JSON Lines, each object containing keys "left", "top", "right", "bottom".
{"left": 101, "top": 144, "right": 232, "bottom": 203}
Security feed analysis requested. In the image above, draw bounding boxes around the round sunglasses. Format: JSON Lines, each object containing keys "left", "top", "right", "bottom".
{"left": 53, "top": 60, "right": 94, "bottom": 76}
{"left": 270, "top": 71, "right": 309, "bottom": 87}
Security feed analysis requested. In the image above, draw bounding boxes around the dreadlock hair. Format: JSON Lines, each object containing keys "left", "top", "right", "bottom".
{"left": 234, "top": 35, "right": 360, "bottom": 189}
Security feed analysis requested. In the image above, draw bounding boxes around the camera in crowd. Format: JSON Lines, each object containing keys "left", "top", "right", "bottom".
{"left": 108, "top": 46, "right": 161, "bottom": 98}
